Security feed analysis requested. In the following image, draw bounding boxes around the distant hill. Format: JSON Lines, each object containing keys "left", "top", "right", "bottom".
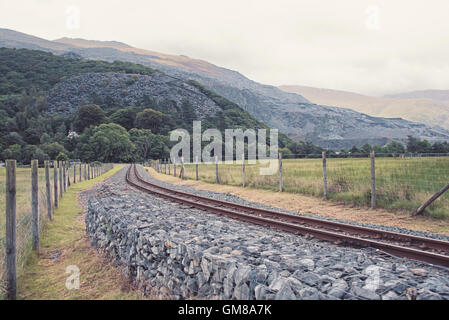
{"left": 279, "top": 85, "right": 449, "bottom": 132}
{"left": 2, "top": 28, "right": 449, "bottom": 149}
{"left": 384, "top": 90, "right": 449, "bottom": 101}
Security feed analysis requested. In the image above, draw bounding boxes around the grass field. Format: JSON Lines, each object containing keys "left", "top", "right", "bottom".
{"left": 169, "top": 156, "right": 449, "bottom": 218}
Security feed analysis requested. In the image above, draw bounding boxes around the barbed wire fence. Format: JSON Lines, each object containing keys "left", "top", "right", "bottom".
{"left": 153, "top": 152, "right": 449, "bottom": 218}
{"left": 0, "top": 160, "right": 113, "bottom": 300}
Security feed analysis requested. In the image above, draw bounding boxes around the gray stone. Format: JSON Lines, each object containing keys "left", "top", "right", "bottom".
{"left": 351, "top": 286, "right": 380, "bottom": 300}
{"left": 293, "top": 271, "right": 321, "bottom": 287}
{"left": 275, "top": 283, "right": 296, "bottom": 300}
{"left": 254, "top": 284, "right": 268, "bottom": 300}
{"left": 382, "top": 291, "right": 399, "bottom": 300}
{"left": 269, "top": 277, "right": 287, "bottom": 291}
{"left": 235, "top": 265, "right": 252, "bottom": 286}
{"left": 417, "top": 290, "right": 442, "bottom": 300}
{"left": 234, "top": 283, "right": 250, "bottom": 300}
{"left": 299, "top": 287, "right": 320, "bottom": 300}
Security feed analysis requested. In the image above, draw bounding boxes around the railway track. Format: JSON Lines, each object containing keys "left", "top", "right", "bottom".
{"left": 125, "top": 164, "right": 449, "bottom": 267}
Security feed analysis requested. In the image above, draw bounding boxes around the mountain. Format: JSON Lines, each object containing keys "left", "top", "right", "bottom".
{"left": 279, "top": 85, "right": 449, "bottom": 133}
{"left": 1, "top": 47, "right": 298, "bottom": 164}
{"left": 385, "top": 90, "right": 449, "bottom": 101}
{"left": 2, "top": 28, "right": 449, "bottom": 149}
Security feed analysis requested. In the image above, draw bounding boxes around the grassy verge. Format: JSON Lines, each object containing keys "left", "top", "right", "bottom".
{"left": 17, "top": 165, "right": 144, "bottom": 300}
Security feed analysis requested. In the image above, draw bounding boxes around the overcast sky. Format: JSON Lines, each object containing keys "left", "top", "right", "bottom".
{"left": 1, "top": 0, "right": 448, "bottom": 96}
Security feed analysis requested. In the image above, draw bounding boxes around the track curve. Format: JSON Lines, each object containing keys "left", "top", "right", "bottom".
{"left": 125, "top": 164, "right": 449, "bottom": 267}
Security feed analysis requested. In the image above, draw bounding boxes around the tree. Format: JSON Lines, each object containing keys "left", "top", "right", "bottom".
{"left": 89, "top": 123, "right": 135, "bottom": 162}
{"left": 129, "top": 128, "right": 170, "bottom": 161}
{"left": 129, "top": 128, "right": 153, "bottom": 161}
{"left": 41, "top": 142, "right": 67, "bottom": 159}
{"left": 74, "top": 104, "right": 107, "bottom": 133}
{"left": 360, "top": 143, "right": 372, "bottom": 155}
{"left": 4, "top": 132, "right": 25, "bottom": 146}
{"left": 278, "top": 147, "right": 293, "bottom": 159}
{"left": 406, "top": 136, "right": 421, "bottom": 153}
{"left": 349, "top": 146, "right": 360, "bottom": 156}
{"left": 135, "top": 108, "right": 163, "bottom": 133}
{"left": 110, "top": 107, "right": 137, "bottom": 131}
{"left": 2, "top": 144, "right": 22, "bottom": 161}
{"left": 407, "top": 136, "right": 432, "bottom": 153}
{"left": 40, "top": 133, "right": 52, "bottom": 144}
{"left": 56, "top": 152, "right": 69, "bottom": 162}
{"left": 432, "top": 141, "right": 449, "bottom": 154}
{"left": 384, "top": 141, "right": 405, "bottom": 155}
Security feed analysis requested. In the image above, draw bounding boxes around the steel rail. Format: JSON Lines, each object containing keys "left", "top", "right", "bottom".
{"left": 126, "top": 164, "right": 449, "bottom": 267}
{"left": 132, "top": 164, "right": 449, "bottom": 253}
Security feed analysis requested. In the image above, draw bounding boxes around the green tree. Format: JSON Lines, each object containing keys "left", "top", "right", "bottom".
{"left": 129, "top": 128, "right": 169, "bottom": 161}
{"left": 4, "top": 132, "right": 25, "bottom": 146}
{"left": 74, "top": 104, "right": 107, "bottom": 133}
{"left": 89, "top": 123, "right": 135, "bottom": 162}
{"left": 109, "top": 107, "right": 137, "bottom": 131}
{"left": 3, "top": 144, "right": 22, "bottom": 161}
{"left": 384, "top": 141, "right": 405, "bottom": 154}
{"left": 56, "top": 152, "right": 69, "bottom": 162}
{"left": 135, "top": 108, "right": 163, "bottom": 133}
{"left": 278, "top": 147, "right": 293, "bottom": 159}
{"left": 359, "top": 143, "right": 372, "bottom": 155}
{"left": 41, "top": 142, "right": 67, "bottom": 159}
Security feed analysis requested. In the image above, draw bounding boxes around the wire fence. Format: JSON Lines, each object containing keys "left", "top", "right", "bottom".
{"left": 153, "top": 153, "right": 449, "bottom": 218}
{"left": 0, "top": 161, "right": 113, "bottom": 299}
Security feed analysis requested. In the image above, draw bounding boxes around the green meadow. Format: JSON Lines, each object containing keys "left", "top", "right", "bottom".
{"left": 171, "top": 156, "right": 449, "bottom": 218}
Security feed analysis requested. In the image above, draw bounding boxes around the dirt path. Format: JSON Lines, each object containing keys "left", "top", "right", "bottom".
{"left": 146, "top": 167, "right": 449, "bottom": 236}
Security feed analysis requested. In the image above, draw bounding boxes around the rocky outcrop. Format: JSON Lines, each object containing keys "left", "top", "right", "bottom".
{"left": 46, "top": 72, "right": 222, "bottom": 119}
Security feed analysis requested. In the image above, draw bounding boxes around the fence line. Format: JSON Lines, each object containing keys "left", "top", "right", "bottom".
{"left": 1, "top": 161, "right": 114, "bottom": 300}
{"left": 152, "top": 153, "right": 449, "bottom": 218}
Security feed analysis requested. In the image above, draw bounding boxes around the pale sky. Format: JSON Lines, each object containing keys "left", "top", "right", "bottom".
{"left": 1, "top": 0, "right": 449, "bottom": 96}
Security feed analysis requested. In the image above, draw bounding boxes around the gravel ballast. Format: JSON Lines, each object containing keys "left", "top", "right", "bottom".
{"left": 85, "top": 165, "right": 449, "bottom": 300}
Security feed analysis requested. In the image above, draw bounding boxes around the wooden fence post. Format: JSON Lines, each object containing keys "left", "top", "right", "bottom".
{"left": 59, "top": 161, "right": 63, "bottom": 198}
{"left": 31, "top": 159, "right": 39, "bottom": 251}
{"left": 180, "top": 157, "right": 185, "bottom": 179}
{"left": 412, "top": 182, "right": 449, "bottom": 216}
{"left": 73, "top": 164, "right": 76, "bottom": 184}
{"left": 54, "top": 161, "right": 58, "bottom": 208}
{"left": 169, "top": 159, "right": 171, "bottom": 175}
{"left": 279, "top": 152, "right": 283, "bottom": 192}
{"left": 174, "top": 160, "right": 177, "bottom": 177}
{"left": 196, "top": 156, "right": 199, "bottom": 181}
{"left": 322, "top": 151, "right": 328, "bottom": 200}
{"left": 79, "top": 163, "right": 82, "bottom": 182}
{"left": 371, "top": 151, "right": 376, "bottom": 209}
{"left": 242, "top": 154, "right": 245, "bottom": 188}
{"left": 67, "top": 164, "right": 71, "bottom": 187}
{"left": 6, "top": 160, "right": 17, "bottom": 300}
{"left": 215, "top": 155, "right": 219, "bottom": 184}
{"left": 63, "top": 162, "right": 67, "bottom": 192}
{"left": 45, "top": 160, "right": 53, "bottom": 220}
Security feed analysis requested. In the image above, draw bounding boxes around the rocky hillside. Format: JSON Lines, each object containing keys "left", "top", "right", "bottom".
{"left": 47, "top": 72, "right": 221, "bottom": 119}
{"left": 2, "top": 28, "right": 449, "bottom": 149}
